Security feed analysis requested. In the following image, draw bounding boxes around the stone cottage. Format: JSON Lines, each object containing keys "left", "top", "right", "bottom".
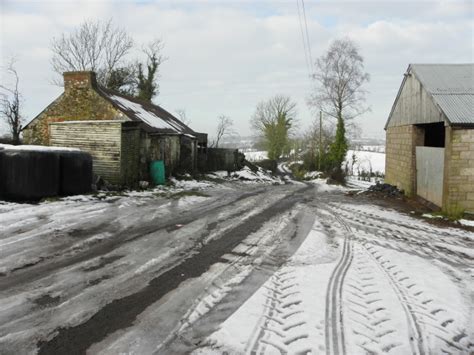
{"left": 385, "top": 64, "right": 474, "bottom": 214}
{"left": 23, "top": 71, "right": 207, "bottom": 185}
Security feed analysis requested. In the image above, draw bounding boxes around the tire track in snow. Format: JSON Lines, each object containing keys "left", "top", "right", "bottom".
{"left": 364, "top": 245, "right": 472, "bottom": 354}
{"left": 328, "top": 201, "right": 472, "bottom": 354}
{"left": 324, "top": 212, "right": 354, "bottom": 355}
{"left": 343, "top": 245, "right": 404, "bottom": 354}
{"left": 247, "top": 268, "right": 308, "bottom": 354}
{"left": 324, "top": 206, "right": 426, "bottom": 355}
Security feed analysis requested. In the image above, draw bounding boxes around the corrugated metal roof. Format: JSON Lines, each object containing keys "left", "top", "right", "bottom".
{"left": 410, "top": 64, "right": 474, "bottom": 125}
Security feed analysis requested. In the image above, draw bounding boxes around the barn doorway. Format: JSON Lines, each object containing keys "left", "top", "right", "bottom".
{"left": 415, "top": 122, "right": 446, "bottom": 207}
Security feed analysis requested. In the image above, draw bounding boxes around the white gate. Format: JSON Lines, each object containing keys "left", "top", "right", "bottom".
{"left": 416, "top": 147, "right": 445, "bottom": 207}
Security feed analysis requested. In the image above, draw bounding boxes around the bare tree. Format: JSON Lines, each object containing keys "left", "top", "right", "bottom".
{"left": 175, "top": 108, "right": 191, "bottom": 125}
{"left": 311, "top": 38, "right": 370, "bottom": 121}
{"left": 210, "top": 115, "right": 234, "bottom": 148}
{"left": 51, "top": 19, "right": 133, "bottom": 87}
{"left": 250, "top": 95, "right": 297, "bottom": 160}
{"left": 0, "top": 59, "right": 24, "bottom": 144}
{"left": 310, "top": 38, "right": 369, "bottom": 177}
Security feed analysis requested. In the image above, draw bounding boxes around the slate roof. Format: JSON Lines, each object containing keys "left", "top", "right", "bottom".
{"left": 401, "top": 64, "right": 474, "bottom": 127}
{"left": 97, "top": 87, "right": 198, "bottom": 137}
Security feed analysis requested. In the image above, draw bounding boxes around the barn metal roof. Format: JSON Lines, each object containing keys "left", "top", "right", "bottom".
{"left": 411, "top": 64, "right": 474, "bottom": 126}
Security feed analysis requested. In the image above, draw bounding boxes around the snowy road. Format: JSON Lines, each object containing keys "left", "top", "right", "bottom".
{"left": 0, "top": 181, "right": 472, "bottom": 354}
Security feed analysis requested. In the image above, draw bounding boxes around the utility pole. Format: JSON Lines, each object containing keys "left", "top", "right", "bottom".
{"left": 318, "top": 110, "right": 322, "bottom": 171}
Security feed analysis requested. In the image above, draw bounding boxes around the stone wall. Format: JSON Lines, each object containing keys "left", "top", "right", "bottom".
{"left": 443, "top": 127, "right": 474, "bottom": 213}
{"left": 23, "top": 72, "right": 125, "bottom": 145}
{"left": 385, "top": 125, "right": 424, "bottom": 196}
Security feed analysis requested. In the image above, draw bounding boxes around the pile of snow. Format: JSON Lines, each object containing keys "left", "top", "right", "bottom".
{"left": 459, "top": 219, "right": 474, "bottom": 227}
{"left": 0, "top": 143, "right": 80, "bottom": 152}
{"left": 208, "top": 166, "right": 283, "bottom": 185}
{"left": 345, "top": 149, "right": 385, "bottom": 175}
{"left": 304, "top": 171, "right": 322, "bottom": 180}
{"left": 169, "top": 177, "right": 215, "bottom": 190}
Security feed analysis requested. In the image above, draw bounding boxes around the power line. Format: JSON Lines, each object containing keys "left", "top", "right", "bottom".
{"left": 301, "top": 0, "right": 314, "bottom": 76}
{"left": 296, "top": 0, "right": 311, "bottom": 80}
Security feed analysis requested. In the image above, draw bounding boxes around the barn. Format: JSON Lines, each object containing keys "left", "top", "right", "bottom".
{"left": 385, "top": 64, "right": 474, "bottom": 214}
{"left": 23, "top": 71, "right": 207, "bottom": 186}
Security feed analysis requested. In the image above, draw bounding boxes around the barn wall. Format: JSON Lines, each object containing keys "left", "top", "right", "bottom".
{"left": 23, "top": 72, "right": 127, "bottom": 145}
{"left": 387, "top": 73, "right": 446, "bottom": 128}
{"left": 142, "top": 134, "right": 181, "bottom": 177}
{"left": 179, "top": 136, "right": 197, "bottom": 173}
{"left": 443, "top": 127, "right": 474, "bottom": 213}
{"left": 121, "top": 127, "right": 141, "bottom": 186}
{"left": 385, "top": 125, "right": 424, "bottom": 196}
{"left": 49, "top": 121, "right": 123, "bottom": 184}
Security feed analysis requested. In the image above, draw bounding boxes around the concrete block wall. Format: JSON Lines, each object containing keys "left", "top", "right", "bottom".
{"left": 444, "top": 127, "right": 474, "bottom": 213}
{"left": 385, "top": 125, "right": 424, "bottom": 196}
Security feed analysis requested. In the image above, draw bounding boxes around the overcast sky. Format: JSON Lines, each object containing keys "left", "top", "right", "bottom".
{"left": 1, "top": 0, "right": 473, "bottom": 140}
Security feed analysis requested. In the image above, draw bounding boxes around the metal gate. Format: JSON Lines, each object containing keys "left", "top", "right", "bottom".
{"left": 416, "top": 147, "right": 445, "bottom": 207}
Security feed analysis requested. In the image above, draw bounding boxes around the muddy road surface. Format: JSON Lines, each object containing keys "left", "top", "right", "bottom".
{"left": 0, "top": 181, "right": 472, "bottom": 354}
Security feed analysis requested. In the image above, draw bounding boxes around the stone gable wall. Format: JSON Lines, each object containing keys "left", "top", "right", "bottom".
{"left": 23, "top": 84, "right": 125, "bottom": 145}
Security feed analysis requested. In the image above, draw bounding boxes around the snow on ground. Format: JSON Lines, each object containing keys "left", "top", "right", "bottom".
{"left": 1, "top": 177, "right": 472, "bottom": 354}
{"left": 192, "top": 198, "right": 473, "bottom": 355}
{"left": 345, "top": 149, "right": 385, "bottom": 175}
{"left": 193, "top": 218, "right": 335, "bottom": 354}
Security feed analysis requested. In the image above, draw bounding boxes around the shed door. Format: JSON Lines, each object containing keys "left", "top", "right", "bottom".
{"left": 416, "top": 147, "right": 444, "bottom": 207}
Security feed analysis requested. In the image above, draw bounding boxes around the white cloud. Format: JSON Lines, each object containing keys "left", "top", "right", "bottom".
{"left": 0, "top": 0, "right": 472, "bottom": 139}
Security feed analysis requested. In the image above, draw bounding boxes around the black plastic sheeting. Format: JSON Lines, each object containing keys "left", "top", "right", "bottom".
{"left": 0, "top": 149, "right": 93, "bottom": 201}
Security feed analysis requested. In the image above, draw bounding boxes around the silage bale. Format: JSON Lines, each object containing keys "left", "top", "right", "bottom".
{"left": 0, "top": 148, "right": 5, "bottom": 198}
{"left": 58, "top": 151, "right": 93, "bottom": 195}
{"left": 1, "top": 150, "right": 60, "bottom": 201}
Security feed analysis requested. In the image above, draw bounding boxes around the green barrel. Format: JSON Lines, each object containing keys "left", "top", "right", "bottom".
{"left": 150, "top": 160, "right": 166, "bottom": 185}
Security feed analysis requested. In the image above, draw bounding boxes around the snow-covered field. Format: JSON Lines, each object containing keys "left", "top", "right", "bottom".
{"left": 242, "top": 148, "right": 386, "bottom": 177}
{"left": 345, "top": 149, "right": 385, "bottom": 176}
{"left": 243, "top": 150, "right": 268, "bottom": 162}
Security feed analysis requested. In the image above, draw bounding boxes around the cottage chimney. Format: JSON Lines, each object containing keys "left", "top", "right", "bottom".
{"left": 63, "top": 71, "right": 97, "bottom": 92}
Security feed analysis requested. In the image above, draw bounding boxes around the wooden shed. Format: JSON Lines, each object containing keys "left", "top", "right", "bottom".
{"left": 23, "top": 71, "right": 208, "bottom": 186}
{"left": 385, "top": 64, "right": 474, "bottom": 214}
